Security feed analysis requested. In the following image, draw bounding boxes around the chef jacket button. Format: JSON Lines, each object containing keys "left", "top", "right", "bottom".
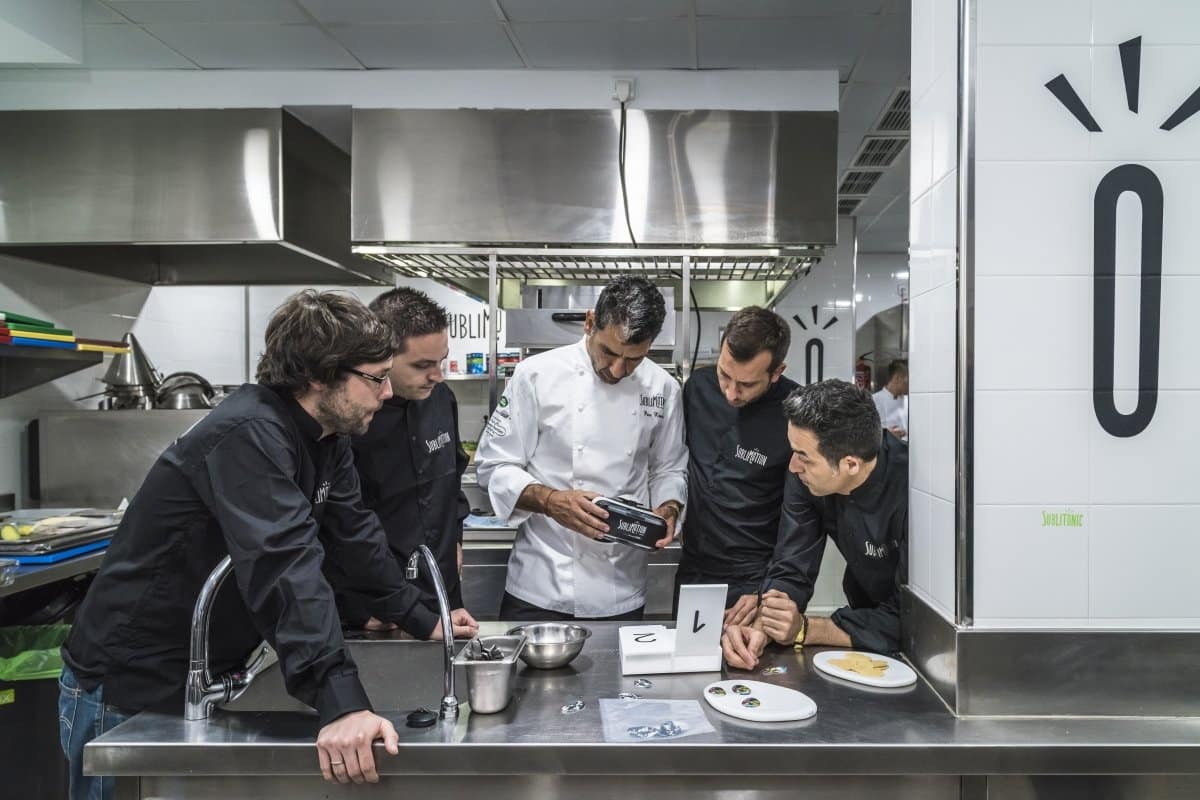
{"left": 625, "top": 449, "right": 632, "bottom": 456}
{"left": 577, "top": 404, "right": 584, "bottom": 412}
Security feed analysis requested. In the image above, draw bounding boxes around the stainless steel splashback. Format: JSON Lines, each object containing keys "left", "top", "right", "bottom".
{"left": 352, "top": 109, "right": 837, "bottom": 248}
{"left": 0, "top": 109, "right": 390, "bottom": 285}
{"left": 33, "top": 410, "right": 210, "bottom": 507}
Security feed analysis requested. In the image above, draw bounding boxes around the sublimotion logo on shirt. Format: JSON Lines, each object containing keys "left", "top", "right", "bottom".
{"left": 313, "top": 481, "right": 331, "bottom": 505}
{"left": 734, "top": 444, "right": 768, "bottom": 467}
{"left": 1045, "top": 35, "right": 1200, "bottom": 438}
{"left": 425, "top": 431, "right": 452, "bottom": 453}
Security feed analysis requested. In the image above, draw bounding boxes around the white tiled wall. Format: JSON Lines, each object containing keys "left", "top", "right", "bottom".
{"left": 971, "top": 0, "right": 1200, "bottom": 628}
{"left": 908, "top": 0, "right": 960, "bottom": 622}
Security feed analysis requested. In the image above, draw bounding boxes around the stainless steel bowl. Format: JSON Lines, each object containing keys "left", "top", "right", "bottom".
{"left": 506, "top": 623, "right": 591, "bottom": 669}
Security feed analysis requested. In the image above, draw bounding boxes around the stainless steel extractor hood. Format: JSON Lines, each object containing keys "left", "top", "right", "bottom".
{"left": 0, "top": 109, "right": 391, "bottom": 285}
{"left": 351, "top": 108, "right": 836, "bottom": 262}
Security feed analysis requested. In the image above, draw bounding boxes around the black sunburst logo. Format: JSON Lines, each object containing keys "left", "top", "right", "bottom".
{"left": 792, "top": 304, "right": 840, "bottom": 385}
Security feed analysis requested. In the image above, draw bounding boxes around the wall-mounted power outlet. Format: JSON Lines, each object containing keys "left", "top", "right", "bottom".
{"left": 612, "top": 78, "right": 635, "bottom": 104}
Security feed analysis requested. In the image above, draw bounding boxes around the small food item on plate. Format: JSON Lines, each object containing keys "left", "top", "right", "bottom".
{"left": 829, "top": 652, "right": 889, "bottom": 678}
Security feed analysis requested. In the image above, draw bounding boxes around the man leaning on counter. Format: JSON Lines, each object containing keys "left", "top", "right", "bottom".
{"left": 325, "top": 287, "right": 479, "bottom": 641}
{"left": 58, "top": 291, "right": 437, "bottom": 798}
{"left": 475, "top": 276, "right": 688, "bottom": 621}
{"left": 674, "top": 306, "right": 799, "bottom": 625}
{"left": 723, "top": 379, "right": 908, "bottom": 669}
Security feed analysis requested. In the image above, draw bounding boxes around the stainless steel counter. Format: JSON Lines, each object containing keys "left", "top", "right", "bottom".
{"left": 86, "top": 624, "right": 1200, "bottom": 797}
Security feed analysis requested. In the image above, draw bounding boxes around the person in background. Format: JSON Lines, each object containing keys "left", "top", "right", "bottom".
{"left": 59, "top": 290, "right": 446, "bottom": 796}
{"left": 475, "top": 276, "right": 688, "bottom": 621}
{"left": 325, "top": 288, "right": 478, "bottom": 640}
{"left": 674, "top": 306, "right": 799, "bottom": 625}
{"left": 722, "top": 379, "right": 907, "bottom": 669}
{"left": 873, "top": 359, "right": 909, "bottom": 441}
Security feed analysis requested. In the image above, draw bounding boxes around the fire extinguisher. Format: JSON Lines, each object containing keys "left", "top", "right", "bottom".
{"left": 854, "top": 352, "right": 873, "bottom": 390}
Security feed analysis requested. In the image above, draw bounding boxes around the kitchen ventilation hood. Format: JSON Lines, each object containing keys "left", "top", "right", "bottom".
{"left": 0, "top": 109, "right": 390, "bottom": 285}
{"left": 350, "top": 108, "right": 836, "bottom": 287}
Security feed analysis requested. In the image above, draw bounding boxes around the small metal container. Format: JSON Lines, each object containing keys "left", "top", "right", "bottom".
{"left": 454, "top": 634, "right": 526, "bottom": 714}
{"left": 507, "top": 623, "right": 591, "bottom": 669}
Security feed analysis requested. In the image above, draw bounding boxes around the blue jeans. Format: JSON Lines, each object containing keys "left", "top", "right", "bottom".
{"left": 58, "top": 664, "right": 134, "bottom": 800}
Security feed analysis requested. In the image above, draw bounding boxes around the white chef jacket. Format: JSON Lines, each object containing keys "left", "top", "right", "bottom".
{"left": 475, "top": 338, "right": 688, "bottom": 617}
{"left": 873, "top": 387, "right": 909, "bottom": 441}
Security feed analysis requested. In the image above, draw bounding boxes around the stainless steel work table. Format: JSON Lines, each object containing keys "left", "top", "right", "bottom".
{"left": 86, "top": 624, "right": 1200, "bottom": 800}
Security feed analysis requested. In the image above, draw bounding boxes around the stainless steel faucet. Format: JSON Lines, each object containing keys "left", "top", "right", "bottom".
{"left": 406, "top": 544, "right": 459, "bottom": 720}
{"left": 184, "top": 555, "right": 271, "bottom": 721}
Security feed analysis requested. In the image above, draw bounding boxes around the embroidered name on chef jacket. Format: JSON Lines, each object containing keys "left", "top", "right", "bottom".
{"left": 313, "top": 480, "right": 331, "bottom": 505}
{"left": 640, "top": 393, "right": 666, "bottom": 418}
{"left": 864, "top": 541, "right": 888, "bottom": 559}
{"left": 734, "top": 444, "right": 768, "bottom": 467}
{"left": 425, "top": 431, "right": 452, "bottom": 453}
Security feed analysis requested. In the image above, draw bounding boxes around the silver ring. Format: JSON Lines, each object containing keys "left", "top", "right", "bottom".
{"left": 330, "top": 760, "right": 344, "bottom": 767}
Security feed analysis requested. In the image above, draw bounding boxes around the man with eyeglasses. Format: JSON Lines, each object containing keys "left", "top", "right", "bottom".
{"left": 325, "top": 287, "right": 479, "bottom": 641}
{"left": 59, "top": 290, "right": 443, "bottom": 796}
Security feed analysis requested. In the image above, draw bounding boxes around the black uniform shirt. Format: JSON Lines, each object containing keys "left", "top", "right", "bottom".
{"left": 62, "top": 384, "right": 434, "bottom": 727}
{"left": 762, "top": 432, "right": 909, "bottom": 654}
{"left": 329, "top": 383, "right": 469, "bottom": 622}
{"left": 679, "top": 366, "right": 799, "bottom": 592}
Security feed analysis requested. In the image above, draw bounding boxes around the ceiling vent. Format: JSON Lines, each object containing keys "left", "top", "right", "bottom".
{"left": 876, "top": 89, "right": 911, "bottom": 132}
{"left": 838, "top": 171, "right": 882, "bottom": 195}
{"left": 851, "top": 136, "right": 909, "bottom": 168}
{"left": 837, "top": 198, "right": 863, "bottom": 215}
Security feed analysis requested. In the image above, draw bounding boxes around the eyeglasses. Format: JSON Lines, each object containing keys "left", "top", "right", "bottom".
{"left": 344, "top": 367, "right": 389, "bottom": 391}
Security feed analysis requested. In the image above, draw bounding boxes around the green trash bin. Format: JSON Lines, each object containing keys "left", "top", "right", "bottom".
{"left": 0, "top": 625, "right": 72, "bottom": 800}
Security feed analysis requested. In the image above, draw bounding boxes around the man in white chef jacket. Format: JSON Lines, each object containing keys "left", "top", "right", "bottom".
{"left": 476, "top": 276, "right": 688, "bottom": 620}
{"left": 872, "top": 359, "right": 909, "bottom": 441}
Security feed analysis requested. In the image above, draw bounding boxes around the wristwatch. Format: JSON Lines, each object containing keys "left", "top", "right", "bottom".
{"left": 660, "top": 500, "right": 683, "bottom": 519}
{"left": 792, "top": 612, "right": 809, "bottom": 650}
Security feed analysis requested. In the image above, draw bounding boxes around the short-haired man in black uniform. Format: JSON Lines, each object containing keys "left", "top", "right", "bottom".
{"left": 722, "top": 379, "right": 908, "bottom": 668}
{"left": 675, "top": 306, "right": 799, "bottom": 625}
{"left": 59, "top": 290, "right": 445, "bottom": 797}
{"left": 325, "top": 287, "right": 479, "bottom": 639}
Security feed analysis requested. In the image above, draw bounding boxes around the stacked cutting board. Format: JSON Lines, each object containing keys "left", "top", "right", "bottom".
{"left": 0, "top": 310, "right": 129, "bottom": 354}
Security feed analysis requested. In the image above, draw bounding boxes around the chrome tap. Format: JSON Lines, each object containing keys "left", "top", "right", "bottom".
{"left": 184, "top": 555, "right": 271, "bottom": 721}
{"left": 406, "top": 544, "right": 459, "bottom": 720}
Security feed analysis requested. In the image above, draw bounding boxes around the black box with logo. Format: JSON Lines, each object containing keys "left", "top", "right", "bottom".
{"left": 594, "top": 497, "right": 666, "bottom": 551}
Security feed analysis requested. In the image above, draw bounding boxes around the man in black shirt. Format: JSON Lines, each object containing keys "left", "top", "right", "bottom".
{"left": 675, "top": 306, "right": 798, "bottom": 625}
{"left": 60, "top": 291, "right": 440, "bottom": 796}
{"left": 722, "top": 379, "right": 908, "bottom": 668}
{"left": 327, "top": 287, "right": 478, "bottom": 637}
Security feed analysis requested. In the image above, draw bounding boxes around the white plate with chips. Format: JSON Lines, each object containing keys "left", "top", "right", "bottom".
{"left": 812, "top": 650, "right": 917, "bottom": 688}
{"left": 702, "top": 680, "right": 817, "bottom": 722}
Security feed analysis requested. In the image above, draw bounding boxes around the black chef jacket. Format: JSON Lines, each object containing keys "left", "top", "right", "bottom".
{"left": 62, "top": 384, "right": 433, "bottom": 727}
{"left": 678, "top": 366, "right": 799, "bottom": 603}
{"left": 328, "top": 383, "right": 469, "bottom": 624}
{"left": 761, "top": 432, "right": 908, "bottom": 654}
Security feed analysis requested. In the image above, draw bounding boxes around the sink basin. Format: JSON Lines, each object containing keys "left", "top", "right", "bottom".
{"left": 219, "top": 635, "right": 469, "bottom": 714}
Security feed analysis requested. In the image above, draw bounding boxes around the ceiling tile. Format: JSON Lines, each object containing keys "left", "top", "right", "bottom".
{"left": 329, "top": 23, "right": 523, "bottom": 69}
{"left": 513, "top": 20, "right": 690, "bottom": 68}
{"left": 849, "top": 12, "right": 910, "bottom": 83}
{"left": 145, "top": 23, "right": 361, "bottom": 68}
{"left": 498, "top": 0, "right": 686, "bottom": 22}
{"left": 839, "top": 82, "right": 896, "bottom": 133}
{"left": 697, "top": 0, "right": 886, "bottom": 17}
{"left": 108, "top": 1, "right": 309, "bottom": 24}
{"left": 82, "top": 23, "right": 196, "bottom": 68}
{"left": 85, "top": 1, "right": 126, "bottom": 23}
{"left": 297, "top": 0, "right": 499, "bottom": 24}
{"left": 697, "top": 17, "right": 871, "bottom": 70}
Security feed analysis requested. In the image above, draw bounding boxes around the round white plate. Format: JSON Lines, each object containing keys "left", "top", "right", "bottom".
{"left": 702, "top": 679, "right": 817, "bottom": 722}
{"left": 812, "top": 650, "right": 917, "bottom": 688}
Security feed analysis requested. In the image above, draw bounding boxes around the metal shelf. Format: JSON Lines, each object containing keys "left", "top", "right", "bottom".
{"left": 0, "top": 346, "right": 103, "bottom": 398}
{"left": 444, "top": 374, "right": 511, "bottom": 382}
{"left": 363, "top": 248, "right": 817, "bottom": 283}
